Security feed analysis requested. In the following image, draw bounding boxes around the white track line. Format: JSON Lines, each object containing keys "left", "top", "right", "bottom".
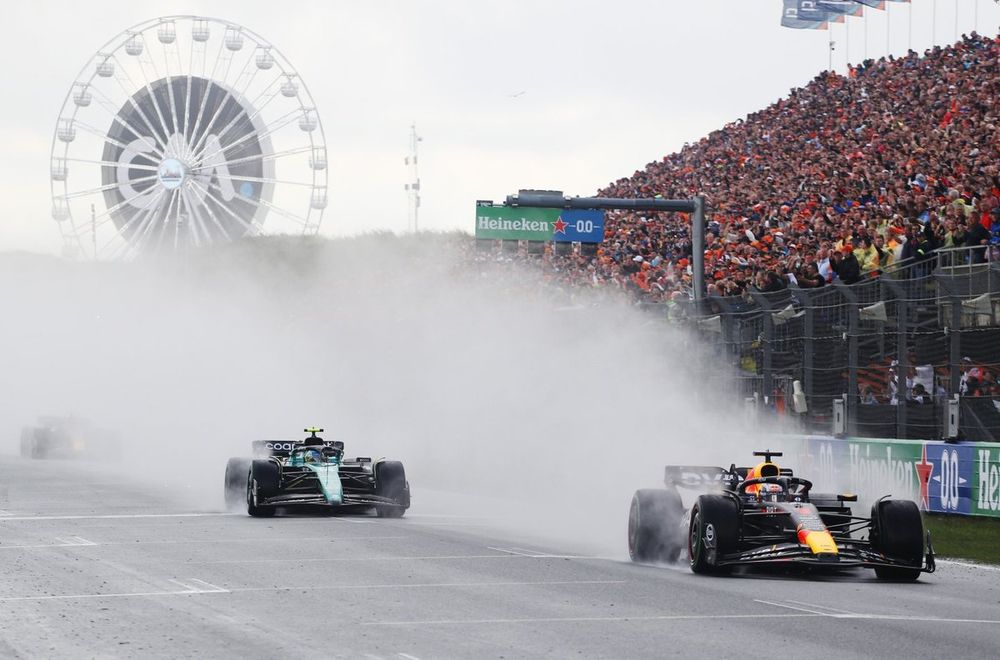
{"left": 755, "top": 599, "right": 1000, "bottom": 624}
{"left": 755, "top": 599, "right": 841, "bottom": 616}
{"left": 0, "top": 513, "right": 238, "bottom": 521}
{"left": 94, "top": 535, "right": 407, "bottom": 546}
{"left": 0, "top": 536, "right": 97, "bottom": 550}
{"left": 936, "top": 559, "right": 1000, "bottom": 572}
{"left": 228, "top": 579, "right": 626, "bottom": 594}
{"left": 0, "top": 578, "right": 229, "bottom": 602}
{"left": 365, "top": 613, "right": 822, "bottom": 626}
{"left": 189, "top": 553, "right": 522, "bottom": 564}
{"left": 367, "top": 611, "right": 1000, "bottom": 627}
{"left": 487, "top": 546, "right": 600, "bottom": 559}
{"left": 784, "top": 600, "right": 857, "bottom": 615}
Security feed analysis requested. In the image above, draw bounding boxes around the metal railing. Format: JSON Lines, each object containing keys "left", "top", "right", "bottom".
{"left": 675, "top": 254, "right": 1000, "bottom": 441}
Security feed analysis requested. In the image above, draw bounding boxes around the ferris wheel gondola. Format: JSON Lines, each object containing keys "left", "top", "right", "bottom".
{"left": 50, "top": 15, "right": 328, "bottom": 259}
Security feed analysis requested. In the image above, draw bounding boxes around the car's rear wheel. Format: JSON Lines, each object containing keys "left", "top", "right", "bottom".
{"left": 224, "top": 458, "right": 251, "bottom": 511}
{"left": 628, "top": 489, "right": 685, "bottom": 563}
{"left": 247, "top": 460, "right": 278, "bottom": 518}
{"left": 688, "top": 494, "right": 739, "bottom": 575}
{"left": 374, "top": 461, "right": 409, "bottom": 518}
{"left": 870, "top": 499, "right": 924, "bottom": 581}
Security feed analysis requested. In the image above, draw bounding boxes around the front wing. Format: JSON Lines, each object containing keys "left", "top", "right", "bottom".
{"left": 258, "top": 492, "right": 401, "bottom": 508}
{"left": 710, "top": 536, "right": 936, "bottom": 573}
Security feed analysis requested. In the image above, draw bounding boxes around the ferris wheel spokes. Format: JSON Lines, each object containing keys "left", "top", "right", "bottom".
{"left": 88, "top": 85, "right": 168, "bottom": 160}
{"left": 185, "top": 66, "right": 283, "bottom": 164}
{"left": 187, "top": 177, "right": 261, "bottom": 236}
{"left": 190, "top": 106, "right": 300, "bottom": 171}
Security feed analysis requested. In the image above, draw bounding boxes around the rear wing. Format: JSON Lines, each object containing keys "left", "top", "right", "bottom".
{"left": 664, "top": 466, "right": 731, "bottom": 488}
{"left": 663, "top": 465, "right": 795, "bottom": 489}
{"left": 252, "top": 440, "right": 345, "bottom": 458}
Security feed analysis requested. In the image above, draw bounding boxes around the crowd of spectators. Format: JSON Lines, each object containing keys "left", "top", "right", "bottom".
{"left": 476, "top": 32, "right": 1000, "bottom": 302}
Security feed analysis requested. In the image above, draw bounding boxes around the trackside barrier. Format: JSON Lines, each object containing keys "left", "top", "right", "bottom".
{"left": 795, "top": 435, "right": 1000, "bottom": 518}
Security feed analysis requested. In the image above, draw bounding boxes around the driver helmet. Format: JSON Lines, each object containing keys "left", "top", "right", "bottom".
{"left": 757, "top": 482, "right": 783, "bottom": 503}
{"left": 303, "top": 448, "right": 322, "bottom": 464}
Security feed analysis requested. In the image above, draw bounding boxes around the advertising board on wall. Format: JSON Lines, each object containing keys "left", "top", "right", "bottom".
{"left": 796, "top": 436, "right": 997, "bottom": 518}
{"left": 475, "top": 205, "right": 605, "bottom": 243}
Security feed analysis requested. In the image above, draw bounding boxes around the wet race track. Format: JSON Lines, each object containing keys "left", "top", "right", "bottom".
{"left": 1, "top": 456, "right": 999, "bottom": 659}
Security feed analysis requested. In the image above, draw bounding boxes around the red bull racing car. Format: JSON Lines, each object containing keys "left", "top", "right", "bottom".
{"left": 628, "top": 450, "right": 935, "bottom": 581}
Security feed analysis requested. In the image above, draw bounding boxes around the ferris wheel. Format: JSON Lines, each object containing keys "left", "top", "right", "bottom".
{"left": 50, "top": 15, "right": 328, "bottom": 259}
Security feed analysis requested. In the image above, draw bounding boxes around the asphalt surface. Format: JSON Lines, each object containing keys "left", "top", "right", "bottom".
{"left": 1, "top": 456, "right": 999, "bottom": 659}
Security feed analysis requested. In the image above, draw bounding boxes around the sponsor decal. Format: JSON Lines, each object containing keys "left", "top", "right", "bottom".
{"left": 101, "top": 76, "right": 270, "bottom": 245}
{"left": 914, "top": 444, "right": 934, "bottom": 510}
{"left": 848, "top": 442, "right": 919, "bottom": 502}
{"left": 976, "top": 448, "right": 1000, "bottom": 514}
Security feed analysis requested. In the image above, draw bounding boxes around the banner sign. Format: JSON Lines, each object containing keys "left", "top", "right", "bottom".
{"left": 795, "top": 436, "right": 992, "bottom": 517}
{"left": 475, "top": 205, "right": 605, "bottom": 243}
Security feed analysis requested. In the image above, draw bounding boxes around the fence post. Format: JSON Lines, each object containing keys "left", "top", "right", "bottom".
{"left": 749, "top": 291, "right": 774, "bottom": 407}
{"left": 789, "top": 285, "right": 815, "bottom": 420}
{"left": 834, "top": 282, "right": 860, "bottom": 436}
{"left": 883, "top": 279, "right": 909, "bottom": 436}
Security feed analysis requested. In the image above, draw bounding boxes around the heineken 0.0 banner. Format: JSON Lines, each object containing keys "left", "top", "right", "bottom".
{"left": 795, "top": 436, "right": 1000, "bottom": 518}
{"left": 475, "top": 206, "right": 605, "bottom": 243}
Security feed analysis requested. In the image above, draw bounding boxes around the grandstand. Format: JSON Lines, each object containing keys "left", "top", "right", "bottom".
{"left": 480, "top": 31, "right": 1000, "bottom": 441}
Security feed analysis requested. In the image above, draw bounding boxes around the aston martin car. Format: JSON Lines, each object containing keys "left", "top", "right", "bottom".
{"left": 224, "top": 428, "right": 410, "bottom": 518}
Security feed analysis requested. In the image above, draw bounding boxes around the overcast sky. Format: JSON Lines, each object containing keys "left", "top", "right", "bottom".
{"left": 2, "top": 0, "right": 998, "bottom": 254}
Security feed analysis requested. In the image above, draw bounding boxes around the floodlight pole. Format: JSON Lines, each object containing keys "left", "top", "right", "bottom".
{"left": 504, "top": 191, "right": 707, "bottom": 304}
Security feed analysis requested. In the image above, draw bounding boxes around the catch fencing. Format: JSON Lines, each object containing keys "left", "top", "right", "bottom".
{"left": 678, "top": 246, "right": 1000, "bottom": 442}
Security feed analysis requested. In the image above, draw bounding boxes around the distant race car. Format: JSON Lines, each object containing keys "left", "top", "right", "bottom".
{"left": 628, "top": 450, "right": 936, "bottom": 581}
{"left": 224, "top": 428, "right": 410, "bottom": 518}
{"left": 20, "top": 416, "right": 121, "bottom": 460}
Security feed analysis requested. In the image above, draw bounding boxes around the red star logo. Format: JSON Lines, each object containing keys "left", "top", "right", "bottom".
{"left": 553, "top": 217, "right": 568, "bottom": 234}
{"left": 914, "top": 444, "right": 934, "bottom": 510}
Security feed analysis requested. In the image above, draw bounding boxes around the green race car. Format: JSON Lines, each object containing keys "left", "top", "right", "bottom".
{"left": 224, "top": 428, "right": 410, "bottom": 518}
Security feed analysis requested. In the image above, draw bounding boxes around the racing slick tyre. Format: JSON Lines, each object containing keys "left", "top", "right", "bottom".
{"left": 628, "top": 488, "right": 685, "bottom": 563}
{"left": 870, "top": 499, "right": 924, "bottom": 582}
{"left": 20, "top": 428, "right": 46, "bottom": 459}
{"left": 374, "top": 461, "right": 409, "bottom": 518}
{"left": 688, "top": 494, "right": 739, "bottom": 575}
{"left": 247, "top": 460, "right": 279, "bottom": 518}
{"left": 224, "top": 458, "right": 252, "bottom": 511}
{"left": 19, "top": 428, "right": 34, "bottom": 459}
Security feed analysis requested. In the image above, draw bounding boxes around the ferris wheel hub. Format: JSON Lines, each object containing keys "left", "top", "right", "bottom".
{"left": 157, "top": 157, "right": 187, "bottom": 190}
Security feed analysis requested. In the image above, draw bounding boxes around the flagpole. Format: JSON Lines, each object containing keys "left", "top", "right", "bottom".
{"left": 908, "top": 1, "right": 913, "bottom": 51}
{"left": 829, "top": 25, "right": 835, "bottom": 72}
{"left": 886, "top": 2, "right": 891, "bottom": 58}
{"left": 863, "top": 7, "right": 868, "bottom": 61}
{"left": 954, "top": 0, "right": 958, "bottom": 42}
{"left": 932, "top": 0, "right": 937, "bottom": 45}
{"left": 845, "top": 15, "right": 850, "bottom": 67}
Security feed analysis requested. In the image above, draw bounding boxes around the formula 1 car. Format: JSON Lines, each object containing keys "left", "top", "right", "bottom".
{"left": 20, "top": 416, "right": 121, "bottom": 460}
{"left": 223, "top": 428, "right": 410, "bottom": 518}
{"left": 627, "top": 450, "right": 935, "bottom": 581}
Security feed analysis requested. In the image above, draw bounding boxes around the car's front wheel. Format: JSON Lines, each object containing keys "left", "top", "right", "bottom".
{"left": 870, "top": 499, "right": 924, "bottom": 581}
{"left": 688, "top": 494, "right": 739, "bottom": 575}
{"left": 374, "top": 461, "right": 409, "bottom": 518}
{"left": 246, "top": 460, "right": 278, "bottom": 518}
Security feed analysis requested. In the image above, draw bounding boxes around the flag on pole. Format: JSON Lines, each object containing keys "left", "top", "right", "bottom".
{"left": 818, "top": 1, "right": 863, "bottom": 15}
{"left": 782, "top": 0, "right": 830, "bottom": 29}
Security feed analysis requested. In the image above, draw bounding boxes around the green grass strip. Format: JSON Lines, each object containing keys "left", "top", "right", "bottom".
{"left": 924, "top": 513, "right": 1000, "bottom": 565}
